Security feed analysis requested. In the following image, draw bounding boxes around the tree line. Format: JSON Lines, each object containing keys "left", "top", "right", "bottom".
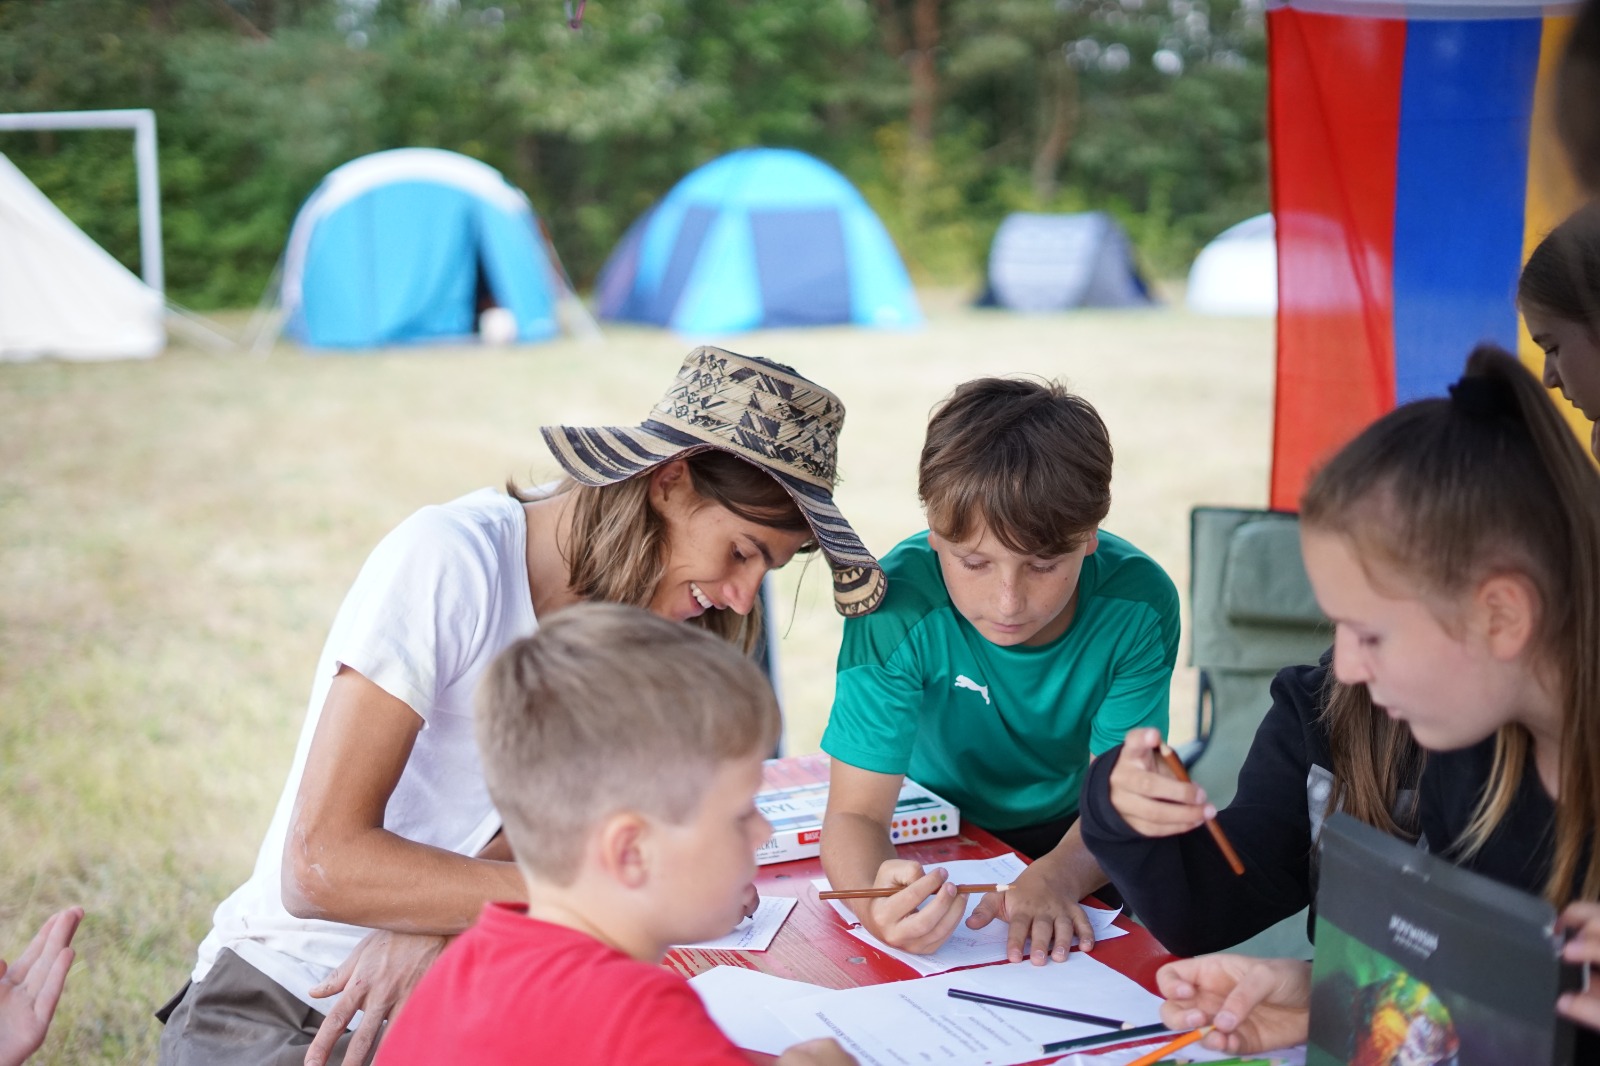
{"left": 0, "top": 0, "right": 1267, "bottom": 310}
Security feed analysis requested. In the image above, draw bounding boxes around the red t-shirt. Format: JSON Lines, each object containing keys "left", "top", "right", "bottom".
{"left": 374, "top": 903, "right": 754, "bottom": 1066}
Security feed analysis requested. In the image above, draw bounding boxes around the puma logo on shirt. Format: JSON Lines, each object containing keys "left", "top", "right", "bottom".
{"left": 954, "top": 675, "right": 990, "bottom": 705}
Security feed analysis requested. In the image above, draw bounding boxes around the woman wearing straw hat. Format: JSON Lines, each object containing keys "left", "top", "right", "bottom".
{"left": 156, "top": 347, "right": 883, "bottom": 1066}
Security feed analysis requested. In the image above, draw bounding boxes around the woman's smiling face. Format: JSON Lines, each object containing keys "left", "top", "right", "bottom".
{"left": 646, "top": 459, "right": 810, "bottom": 622}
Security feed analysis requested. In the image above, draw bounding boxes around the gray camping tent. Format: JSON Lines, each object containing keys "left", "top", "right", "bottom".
{"left": 981, "top": 211, "right": 1153, "bottom": 312}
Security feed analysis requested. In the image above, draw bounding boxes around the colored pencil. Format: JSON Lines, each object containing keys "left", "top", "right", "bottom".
{"left": 1159, "top": 743, "right": 1246, "bottom": 876}
{"left": 945, "top": 988, "right": 1124, "bottom": 1028}
{"left": 1124, "top": 1025, "right": 1214, "bottom": 1066}
{"left": 817, "top": 882, "right": 1010, "bottom": 900}
{"left": 1039, "top": 1021, "right": 1171, "bottom": 1054}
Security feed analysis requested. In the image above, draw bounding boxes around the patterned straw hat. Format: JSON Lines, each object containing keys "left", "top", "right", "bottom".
{"left": 541, "top": 346, "right": 886, "bottom": 617}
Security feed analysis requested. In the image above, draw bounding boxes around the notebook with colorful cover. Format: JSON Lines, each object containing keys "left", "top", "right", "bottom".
{"left": 1309, "top": 812, "right": 1580, "bottom": 1066}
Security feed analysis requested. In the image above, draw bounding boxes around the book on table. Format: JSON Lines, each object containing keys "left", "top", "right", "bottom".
{"left": 755, "top": 753, "right": 960, "bottom": 865}
{"left": 1309, "top": 812, "right": 1581, "bottom": 1066}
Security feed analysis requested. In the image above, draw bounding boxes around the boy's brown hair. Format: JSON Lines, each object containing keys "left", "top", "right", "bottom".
{"left": 476, "top": 603, "right": 780, "bottom": 884}
{"left": 918, "top": 377, "right": 1112, "bottom": 557}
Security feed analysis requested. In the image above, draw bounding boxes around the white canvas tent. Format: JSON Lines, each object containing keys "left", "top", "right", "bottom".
{"left": 1186, "top": 213, "right": 1277, "bottom": 316}
{"left": 0, "top": 152, "right": 165, "bottom": 360}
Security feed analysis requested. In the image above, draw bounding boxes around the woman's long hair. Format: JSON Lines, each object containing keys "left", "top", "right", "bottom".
{"left": 1302, "top": 345, "right": 1600, "bottom": 905}
{"left": 513, "top": 450, "right": 814, "bottom": 654}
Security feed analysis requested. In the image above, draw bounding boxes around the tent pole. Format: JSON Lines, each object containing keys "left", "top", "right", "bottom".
{"left": 0, "top": 108, "right": 164, "bottom": 295}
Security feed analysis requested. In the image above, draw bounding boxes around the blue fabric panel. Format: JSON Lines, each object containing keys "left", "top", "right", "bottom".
{"left": 475, "top": 202, "right": 558, "bottom": 341}
{"left": 672, "top": 208, "right": 763, "bottom": 333}
{"left": 648, "top": 205, "right": 717, "bottom": 326}
{"left": 301, "top": 183, "right": 478, "bottom": 348}
{"left": 594, "top": 207, "right": 653, "bottom": 321}
{"left": 1390, "top": 19, "right": 1538, "bottom": 402}
{"left": 750, "top": 209, "right": 851, "bottom": 327}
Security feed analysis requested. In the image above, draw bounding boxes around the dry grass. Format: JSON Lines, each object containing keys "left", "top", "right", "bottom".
{"left": 0, "top": 291, "right": 1272, "bottom": 1064}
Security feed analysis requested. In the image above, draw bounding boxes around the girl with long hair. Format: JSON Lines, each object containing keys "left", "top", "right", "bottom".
{"left": 1149, "top": 345, "right": 1600, "bottom": 1055}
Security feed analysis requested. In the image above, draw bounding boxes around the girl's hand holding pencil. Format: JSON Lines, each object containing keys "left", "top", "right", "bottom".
{"left": 1153, "top": 953, "right": 1312, "bottom": 1056}
{"left": 1110, "top": 730, "right": 1247, "bottom": 877}
{"left": 1109, "top": 728, "right": 1217, "bottom": 837}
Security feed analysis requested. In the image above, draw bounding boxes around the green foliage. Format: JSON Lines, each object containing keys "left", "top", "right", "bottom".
{"left": 0, "top": 0, "right": 1266, "bottom": 307}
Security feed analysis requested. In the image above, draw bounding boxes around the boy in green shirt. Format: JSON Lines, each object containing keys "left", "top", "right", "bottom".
{"left": 820, "top": 377, "right": 1179, "bottom": 964}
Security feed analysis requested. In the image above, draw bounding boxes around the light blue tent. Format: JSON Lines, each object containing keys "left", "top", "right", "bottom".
{"left": 281, "top": 149, "right": 563, "bottom": 349}
{"left": 595, "top": 148, "right": 921, "bottom": 334}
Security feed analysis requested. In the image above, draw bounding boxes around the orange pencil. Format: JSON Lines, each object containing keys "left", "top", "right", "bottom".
{"left": 1124, "top": 1025, "right": 1214, "bottom": 1066}
{"left": 818, "top": 882, "right": 1010, "bottom": 900}
{"left": 1158, "top": 743, "right": 1246, "bottom": 876}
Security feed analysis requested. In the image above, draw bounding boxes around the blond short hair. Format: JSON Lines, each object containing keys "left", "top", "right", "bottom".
{"left": 476, "top": 603, "right": 781, "bottom": 884}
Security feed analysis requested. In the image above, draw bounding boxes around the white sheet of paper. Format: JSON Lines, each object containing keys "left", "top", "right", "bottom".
{"left": 688, "top": 965, "right": 826, "bottom": 1055}
{"left": 813, "top": 854, "right": 1127, "bottom": 977}
{"left": 675, "top": 895, "right": 797, "bottom": 952}
{"left": 771, "top": 954, "right": 1164, "bottom": 1066}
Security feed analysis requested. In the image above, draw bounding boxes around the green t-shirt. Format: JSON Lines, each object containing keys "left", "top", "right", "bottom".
{"left": 821, "top": 530, "right": 1179, "bottom": 831}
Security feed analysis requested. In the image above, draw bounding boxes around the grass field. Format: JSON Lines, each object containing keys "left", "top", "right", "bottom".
{"left": 0, "top": 291, "right": 1273, "bottom": 1063}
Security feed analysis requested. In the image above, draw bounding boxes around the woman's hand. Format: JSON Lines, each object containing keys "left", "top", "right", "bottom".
{"left": 965, "top": 848, "right": 1094, "bottom": 965}
{"left": 1559, "top": 902, "right": 1600, "bottom": 1031}
{"left": 304, "top": 929, "right": 448, "bottom": 1066}
{"left": 1108, "top": 728, "right": 1214, "bottom": 837}
{"left": 858, "top": 861, "right": 965, "bottom": 955}
{"left": 1155, "top": 954, "right": 1311, "bottom": 1054}
{"left": 0, "top": 906, "right": 81, "bottom": 1066}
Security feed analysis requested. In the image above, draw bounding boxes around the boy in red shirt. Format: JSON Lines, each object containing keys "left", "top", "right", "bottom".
{"left": 373, "top": 603, "right": 851, "bottom": 1066}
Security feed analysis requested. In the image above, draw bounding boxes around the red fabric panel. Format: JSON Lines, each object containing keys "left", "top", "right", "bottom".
{"left": 1268, "top": 11, "right": 1407, "bottom": 510}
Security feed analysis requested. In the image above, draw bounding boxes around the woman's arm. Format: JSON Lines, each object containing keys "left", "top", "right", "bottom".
{"left": 281, "top": 668, "right": 524, "bottom": 934}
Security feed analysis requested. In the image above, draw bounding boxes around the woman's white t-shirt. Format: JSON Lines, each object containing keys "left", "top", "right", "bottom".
{"left": 192, "top": 489, "right": 537, "bottom": 1013}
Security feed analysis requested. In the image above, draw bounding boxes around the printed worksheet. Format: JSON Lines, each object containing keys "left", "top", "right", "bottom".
{"left": 771, "top": 954, "right": 1164, "bottom": 1066}
{"left": 675, "top": 895, "right": 797, "bottom": 952}
{"left": 813, "top": 854, "right": 1127, "bottom": 977}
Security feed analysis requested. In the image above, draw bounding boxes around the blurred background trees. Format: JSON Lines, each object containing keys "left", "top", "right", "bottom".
{"left": 0, "top": 0, "right": 1266, "bottom": 309}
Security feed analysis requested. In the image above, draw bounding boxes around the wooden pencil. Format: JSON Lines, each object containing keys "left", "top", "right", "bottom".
{"left": 1158, "top": 743, "right": 1246, "bottom": 876}
{"left": 817, "top": 882, "right": 1010, "bottom": 900}
{"left": 1124, "top": 1024, "right": 1214, "bottom": 1066}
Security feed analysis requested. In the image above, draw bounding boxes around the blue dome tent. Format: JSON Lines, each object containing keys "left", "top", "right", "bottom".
{"left": 280, "top": 149, "right": 565, "bottom": 349}
{"left": 595, "top": 148, "right": 921, "bottom": 334}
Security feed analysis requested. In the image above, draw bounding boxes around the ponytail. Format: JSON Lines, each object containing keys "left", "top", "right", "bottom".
{"left": 1302, "top": 345, "right": 1600, "bottom": 905}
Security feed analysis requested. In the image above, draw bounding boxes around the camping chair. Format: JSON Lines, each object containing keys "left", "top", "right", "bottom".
{"left": 1178, "top": 506, "right": 1331, "bottom": 956}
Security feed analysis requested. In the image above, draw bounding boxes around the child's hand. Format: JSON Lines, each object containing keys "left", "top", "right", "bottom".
{"left": 1155, "top": 953, "right": 1311, "bottom": 1054}
{"left": 965, "top": 855, "right": 1093, "bottom": 964}
{"left": 1108, "top": 728, "right": 1213, "bottom": 837}
{"left": 740, "top": 883, "right": 761, "bottom": 921}
{"left": 774, "top": 1037, "right": 858, "bottom": 1065}
{"left": 0, "top": 906, "right": 81, "bottom": 1066}
{"left": 859, "top": 861, "right": 964, "bottom": 955}
{"left": 1558, "top": 901, "right": 1600, "bottom": 1030}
